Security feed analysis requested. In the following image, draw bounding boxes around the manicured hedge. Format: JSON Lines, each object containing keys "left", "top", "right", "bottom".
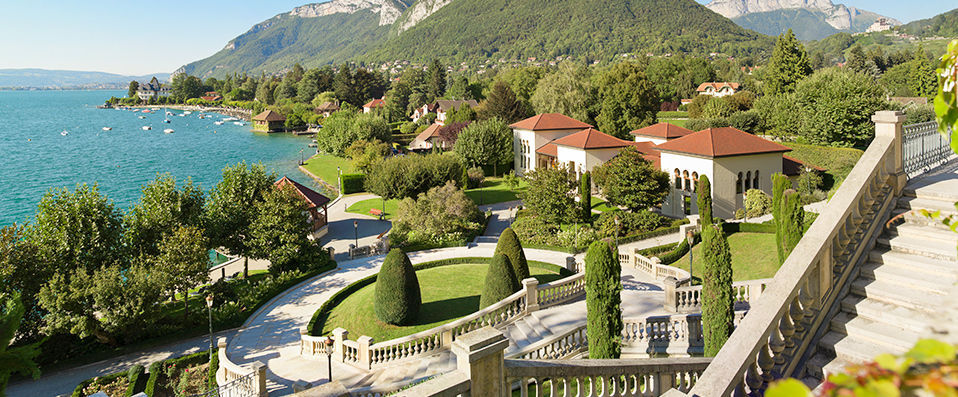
{"left": 143, "top": 350, "right": 211, "bottom": 397}
{"left": 341, "top": 173, "right": 365, "bottom": 194}
{"left": 208, "top": 345, "right": 220, "bottom": 389}
{"left": 657, "top": 233, "right": 701, "bottom": 265}
{"left": 71, "top": 369, "right": 130, "bottom": 397}
{"left": 722, "top": 222, "right": 776, "bottom": 234}
{"left": 307, "top": 257, "right": 569, "bottom": 335}
{"left": 125, "top": 365, "right": 145, "bottom": 396}
{"left": 144, "top": 361, "right": 163, "bottom": 396}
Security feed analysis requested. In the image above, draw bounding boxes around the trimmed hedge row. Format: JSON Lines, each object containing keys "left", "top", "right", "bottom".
{"left": 125, "top": 365, "right": 145, "bottom": 396}
{"left": 341, "top": 173, "right": 365, "bottom": 194}
{"left": 71, "top": 369, "right": 131, "bottom": 397}
{"left": 638, "top": 222, "right": 776, "bottom": 265}
{"left": 143, "top": 350, "right": 211, "bottom": 397}
{"left": 307, "top": 257, "right": 570, "bottom": 335}
{"left": 658, "top": 233, "right": 701, "bottom": 265}
{"left": 721, "top": 222, "right": 776, "bottom": 234}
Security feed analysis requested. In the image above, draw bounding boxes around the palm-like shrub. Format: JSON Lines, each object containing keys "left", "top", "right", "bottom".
{"left": 495, "top": 227, "right": 530, "bottom": 283}
{"left": 479, "top": 254, "right": 520, "bottom": 309}
{"left": 374, "top": 249, "right": 422, "bottom": 325}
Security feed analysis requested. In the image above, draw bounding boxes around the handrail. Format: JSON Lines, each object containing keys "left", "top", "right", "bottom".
{"left": 215, "top": 338, "right": 267, "bottom": 397}
{"left": 685, "top": 113, "right": 902, "bottom": 395}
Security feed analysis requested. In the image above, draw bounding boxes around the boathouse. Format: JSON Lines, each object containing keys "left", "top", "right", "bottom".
{"left": 274, "top": 176, "right": 330, "bottom": 239}
{"left": 253, "top": 110, "right": 286, "bottom": 132}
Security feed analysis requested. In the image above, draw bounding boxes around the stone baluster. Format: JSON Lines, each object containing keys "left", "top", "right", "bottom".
{"left": 663, "top": 277, "right": 680, "bottom": 312}
{"left": 332, "top": 328, "right": 347, "bottom": 362}
{"left": 357, "top": 335, "right": 374, "bottom": 369}
{"left": 524, "top": 278, "right": 539, "bottom": 314}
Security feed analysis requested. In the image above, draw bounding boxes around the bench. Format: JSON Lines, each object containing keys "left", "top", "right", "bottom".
{"left": 369, "top": 208, "right": 384, "bottom": 220}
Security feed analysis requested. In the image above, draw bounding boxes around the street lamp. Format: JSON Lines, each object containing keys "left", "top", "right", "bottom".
{"left": 687, "top": 231, "right": 695, "bottom": 285}
{"left": 299, "top": 149, "right": 304, "bottom": 166}
{"left": 323, "top": 337, "right": 334, "bottom": 382}
{"left": 613, "top": 216, "right": 620, "bottom": 252}
{"left": 353, "top": 220, "right": 359, "bottom": 247}
{"left": 337, "top": 166, "right": 342, "bottom": 196}
{"left": 205, "top": 295, "right": 214, "bottom": 364}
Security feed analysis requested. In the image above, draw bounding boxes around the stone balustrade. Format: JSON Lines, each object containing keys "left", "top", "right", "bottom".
{"left": 535, "top": 273, "right": 585, "bottom": 309}
{"left": 510, "top": 324, "right": 589, "bottom": 360}
{"left": 663, "top": 277, "right": 772, "bottom": 313}
{"left": 674, "top": 111, "right": 906, "bottom": 395}
{"left": 215, "top": 338, "right": 268, "bottom": 397}
{"left": 505, "top": 357, "right": 712, "bottom": 397}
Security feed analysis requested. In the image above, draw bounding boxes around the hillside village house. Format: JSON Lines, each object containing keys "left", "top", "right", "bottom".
{"left": 315, "top": 101, "right": 340, "bottom": 117}
{"left": 696, "top": 82, "right": 740, "bottom": 97}
{"left": 274, "top": 176, "right": 331, "bottom": 239}
{"left": 408, "top": 123, "right": 444, "bottom": 151}
{"left": 136, "top": 77, "right": 170, "bottom": 101}
{"left": 362, "top": 98, "right": 385, "bottom": 113}
{"left": 412, "top": 100, "right": 479, "bottom": 125}
{"left": 511, "top": 114, "right": 815, "bottom": 219}
{"left": 252, "top": 110, "right": 286, "bottom": 132}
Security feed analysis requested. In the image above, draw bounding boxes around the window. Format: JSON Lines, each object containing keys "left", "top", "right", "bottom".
{"left": 683, "top": 171, "right": 691, "bottom": 192}
{"left": 753, "top": 171, "right": 760, "bottom": 190}
{"left": 745, "top": 171, "right": 752, "bottom": 190}
{"left": 736, "top": 172, "right": 743, "bottom": 194}
{"left": 692, "top": 172, "right": 699, "bottom": 192}
{"left": 674, "top": 169, "right": 681, "bottom": 190}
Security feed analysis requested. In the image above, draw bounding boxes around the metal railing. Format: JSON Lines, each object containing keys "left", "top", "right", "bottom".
{"left": 187, "top": 371, "right": 258, "bottom": 397}
{"left": 903, "top": 121, "right": 952, "bottom": 176}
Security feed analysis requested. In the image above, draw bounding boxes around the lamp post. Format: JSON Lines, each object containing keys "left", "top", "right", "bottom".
{"left": 687, "top": 230, "right": 695, "bottom": 284}
{"left": 299, "top": 149, "right": 304, "bottom": 166}
{"left": 337, "top": 166, "right": 342, "bottom": 196}
{"left": 324, "top": 337, "right": 334, "bottom": 382}
{"left": 613, "top": 216, "right": 620, "bottom": 253}
{"left": 353, "top": 220, "right": 359, "bottom": 247}
{"left": 205, "top": 295, "right": 214, "bottom": 364}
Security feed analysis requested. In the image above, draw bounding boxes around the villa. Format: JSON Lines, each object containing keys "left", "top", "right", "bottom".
{"left": 274, "top": 176, "right": 330, "bottom": 239}
{"left": 135, "top": 76, "right": 170, "bottom": 101}
{"left": 408, "top": 123, "right": 444, "bottom": 151}
{"left": 315, "top": 101, "right": 340, "bottom": 117}
{"left": 252, "top": 110, "right": 286, "bottom": 132}
{"left": 362, "top": 98, "right": 385, "bottom": 114}
{"left": 412, "top": 99, "right": 479, "bottom": 124}
{"left": 695, "top": 82, "right": 740, "bottom": 97}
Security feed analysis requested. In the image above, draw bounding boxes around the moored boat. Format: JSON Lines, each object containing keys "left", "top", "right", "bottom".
{"left": 163, "top": 129, "right": 174, "bottom": 134}
{"left": 142, "top": 126, "right": 151, "bottom": 131}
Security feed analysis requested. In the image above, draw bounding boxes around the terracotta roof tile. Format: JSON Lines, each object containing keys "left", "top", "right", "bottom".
{"left": 655, "top": 127, "right": 791, "bottom": 158}
{"left": 696, "top": 82, "right": 740, "bottom": 92}
{"left": 363, "top": 98, "right": 385, "bottom": 108}
{"left": 414, "top": 123, "right": 441, "bottom": 143}
{"left": 535, "top": 143, "right": 558, "bottom": 157}
{"left": 274, "top": 176, "right": 330, "bottom": 209}
{"left": 253, "top": 110, "right": 286, "bottom": 122}
{"left": 551, "top": 128, "right": 632, "bottom": 149}
{"left": 509, "top": 113, "right": 593, "bottom": 131}
{"left": 630, "top": 123, "right": 694, "bottom": 139}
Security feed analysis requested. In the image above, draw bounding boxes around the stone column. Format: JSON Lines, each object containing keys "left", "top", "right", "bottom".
{"left": 332, "top": 328, "right": 348, "bottom": 362}
{"left": 251, "top": 361, "right": 268, "bottom": 397}
{"left": 522, "top": 278, "right": 539, "bottom": 314}
{"left": 872, "top": 111, "right": 907, "bottom": 193}
{"left": 451, "top": 327, "right": 510, "bottom": 397}
{"left": 565, "top": 256, "right": 578, "bottom": 273}
{"left": 357, "top": 335, "right": 374, "bottom": 369}
{"left": 663, "top": 277, "right": 680, "bottom": 312}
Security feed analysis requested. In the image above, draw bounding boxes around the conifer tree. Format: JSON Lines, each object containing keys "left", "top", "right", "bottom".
{"left": 779, "top": 190, "right": 805, "bottom": 262}
{"left": 696, "top": 175, "right": 712, "bottom": 225}
{"left": 579, "top": 172, "right": 592, "bottom": 223}
{"left": 701, "top": 224, "right": 733, "bottom": 357}
{"left": 911, "top": 46, "right": 937, "bottom": 98}
{"left": 771, "top": 172, "right": 792, "bottom": 264}
{"left": 494, "top": 228, "right": 530, "bottom": 283}
{"left": 764, "top": 30, "right": 813, "bottom": 96}
{"left": 374, "top": 249, "right": 422, "bottom": 325}
{"left": 479, "top": 254, "right": 520, "bottom": 309}
{"left": 585, "top": 240, "right": 622, "bottom": 359}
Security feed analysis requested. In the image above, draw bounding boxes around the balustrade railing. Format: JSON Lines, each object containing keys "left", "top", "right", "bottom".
{"left": 511, "top": 324, "right": 588, "bottom": 360}
{"left": 536, "top": 273, "right": 585, "bottom": 309}
{"left": 214, "top": 338, "right": 267, "bottom": 397}
{"left": 505, "top": 358, "right": 712, "bottom": 397}
{"left": 665, "top": 278, "right": 770, "bottom": 313}
{"left": 676, "top": 111, "right": 905, "bottom": 395}
{"left": 903, "top": 121, "right": 952, "bottom": 176}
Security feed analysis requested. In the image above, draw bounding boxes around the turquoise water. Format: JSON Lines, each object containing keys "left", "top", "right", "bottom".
{"left": 0, "top": 90, "right": 323, "bottom": 227}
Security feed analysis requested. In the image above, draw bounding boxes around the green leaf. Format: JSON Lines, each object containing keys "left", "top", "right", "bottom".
{"left": 765, "top": 378, "right": 812, "bottom": 397}
{"left": 905, "top": 339, "right": 957, "bottom": 363}
{"left": 874, "top": 353, "right": 904, "bottom": 372}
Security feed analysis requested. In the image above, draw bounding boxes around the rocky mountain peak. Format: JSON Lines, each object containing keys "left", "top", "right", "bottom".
{"left": 289, "top": 0, "right": 407, "bottom": 26}
{"left": 705, "top": 0, "right": 899, "bottom": 31}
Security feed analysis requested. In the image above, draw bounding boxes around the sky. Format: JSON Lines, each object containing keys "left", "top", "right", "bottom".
{"left": 0, "top": 0, "right": 954, "bottom": 76}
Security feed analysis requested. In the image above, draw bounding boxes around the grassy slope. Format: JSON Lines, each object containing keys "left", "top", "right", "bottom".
{"left": 321, "top": 263, "right": 563, "bottom": 340}
{"left": 672, "top": 232, "right": 779, "bottom": 281}
{"left": 301, "top": 154, "right": 354, "bottom": 190}
{"left": 782, "top": 142, "right": 863, "bottom": 192}
{"left": 346, "top": 178, "right": 528, "bottom": 219}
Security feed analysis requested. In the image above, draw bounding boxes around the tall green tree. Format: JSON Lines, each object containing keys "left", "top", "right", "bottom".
{"left": 127, "top": 81, "right": 139, "bottom": 98}
{"left": 385, "top": 81, "right": 412, "bottom": 122}
{"left": 592, "top": 147, "right": 670, "bottom": 212}
{"left": 697, "top": 175, "right": 713, "bottom": 225}
{"left": 479, "top": 81, "right": 528, "bottom": 123}
{"left": 125, "top": 174, "right": 205, "bottom": 258}
{"left": 701, "top": 224, "right": 733, "bottom": 357}
{"left": 579, "top": 172, "right": 592, "bottom": 223}
{"left": 793, "top": 67, "right": 886, "bottom": 147}
{"left": 249, "top": 185, "right": 319, "bottom": 274}
{"left": 771, "top": 172, "right": 791, "bottom": 264}
{"left": 531, "top": 62, "right": 595, "bottom": 123}
{"left": 494, "top": 228, "right": 530, "bottom": 284}
{"left": 453, "top": 118, "right": 512, "bottom": 175}
{"left": 764, "top": 30, "right": 813, "bottom": 96}
{"left": 845, "top": 44, "right": 869, "bottom": 74}
{"left": 427, "top": 59, "right": 447, "bottom": 100}
{"left": 519, "top": 166, "right": 578, "bottom": 225}
{"left": 0, "top": 226, "right": 46, "bottom": 341}
{"left": 585, "top": 240, "right": 622, "bottom": 359}
{"left": 911, "top": 47, "right": 937, "bottom": 98}
{"left": 0, "top": 292, "right": 41, "bottom": 396}
{"left": 170, "top": 73, "right": 204, "bottom": 101}
{"left": 374, "top": 249, "right": 422, "bottom": 325}
{"left": 205, "top": 162, "right": 276, "bottom": 278}
{"left": 779, "top": 190, "right": 805, "bottom": 263}
{"left": 595, "top": 62, "right": 659, "bottom": 139}
{"left": 155, "top": 225, "right": 209, "bottom": 324}
{"left": 479, "top": 254, "right": 520, "bottom": 309}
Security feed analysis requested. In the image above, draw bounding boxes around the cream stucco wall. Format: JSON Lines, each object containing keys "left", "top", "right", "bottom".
{"left": 633, "top": 136, "right": 667, "bottom": 145}
{"left": 512, "top": 128, "right": 585, "bottom": 175}
{"left": 660, "top": 151, "right": 783, "bottom": 219}
{"left": 554, "top": 146, "right": 622, "bottom": 175}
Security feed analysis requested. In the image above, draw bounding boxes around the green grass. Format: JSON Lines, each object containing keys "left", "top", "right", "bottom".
{"left": 346, "top": 178, "right": 528, "bottom": 219}
{"left": 301, "top": 154, "right": 354, "bottom": 191}
{"left": 660, "top": 118, "right": 688, "bottom": 127}
{"left": 672, "top": 232, "right": 780, "bottom": 281}
{"left": 781, "top": 142, "right": 863, "bottom": 193}
{"left": 347, "top": 197, "right": 399, "bottom": 220}
{"left": 321, "top": 263, "right": 563, "bottom": 341}
{"left": 658, "top": 111, "right": 689, "bottom": 119}
{"left": 590, "top": 197, "right": 617, "bottom": 213}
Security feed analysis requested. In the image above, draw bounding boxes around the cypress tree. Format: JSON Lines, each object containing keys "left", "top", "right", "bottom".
{"left": 579, "top": 172, "right": 592, "bottom": 223}
{"left": 585, "top": 240, "right": 622, "bottom": 358}
{"left": 701, "top": 224, "right": 733, "bottom": 357}
{"left": 479, "top": 254, "right": 520, "bottom": 309}
{"left": 696, "top": 175, "right": 713, "bottom": 225}
{"left": 779, "top": 190, "right": 805, "bottom": 262}
{"left": 460, "top": 166, "right": 470, "bottom": 189}
{"left": 374, "top": 249, "right": 422, "bottom": 325}
{"left": 771, "top": 173, "right": 791, "bottom": 264}
{"left": 495, "top": 228, "right": 530, "bottom": 283}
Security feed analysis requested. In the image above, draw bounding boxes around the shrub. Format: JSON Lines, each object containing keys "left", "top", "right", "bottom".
{"left": 728, "top": 110, "right": 764, "bottom": 133}
{"left": 341, "top": 173, "right": 365, "bottom": 194}
{"left": 595, "top": 210, "right": 669, "bottom": 238}
{"left": 495, "top": 228, "right": 530, "bottom": 283}
{"left": 399, "top": 121, "right": 417, "bottom": 135}
{"left": 702, "top": 97, "right": 737, "bottom": 119}
{"left": 697, "top": 175, "right": 713, "bottom": 225}
{"left": 701, "top": 224, "right": 733, "bottom": 357}
{"left": 585, "top": 240, "right": 622, "bottom": 359}
{"left": 390, "top": 182, "right": 484, "bottom": 249}
{"left": 793, "top": 68, "right": 887, "bottom": 147}
{"left": 208, "top": 347, "right": 219, "bottom": 390}
{"left": 519, "top": 165, "right": 578, "bottom": 224}
{"left": 745, "top": 189, "right": 772, "bottom": 218}
{"left": 779, "top": 190, "right": 805, "bottom": 264}
{"left": 144, "top": 361, "right": 163, "bottom": 397}
{"left": 579, "top": 172, "right": 592, "bottom": 223}
{"left": 374, "top": 249, "right": 422, "bottom": 325}
{"left": 734, "top": 208, "right": 746, "bottom": 220}
{"left": 796, "top": 169, "right": 823, "bottom": 196}
{"left": 125, "top": 364, "right": 145, "bottom": 396}
{"left": 503, "top": 172, "right": 521, "bottom": 190}
{"left": 479, "top": 254, "right": 520, "bottom": 309}
{"left": 365, "top": 153, "right": 464, "bottom": 200}
{"left": 467, "top": 167, "right": 485, "bottom": 189}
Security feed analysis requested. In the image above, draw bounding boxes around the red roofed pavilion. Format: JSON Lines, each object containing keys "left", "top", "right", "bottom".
{"left": 274, "top": 176, "right": 330, "bottom": 234}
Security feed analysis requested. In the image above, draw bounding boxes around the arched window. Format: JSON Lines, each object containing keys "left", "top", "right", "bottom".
{"left": 674, "top": 169, "right": 681, "bottom": 190}
{"left": 683, "top": 171, "right": 691, "bottom": 192}
{"left": 736, "top": 172, "right": 743, "bottom": 194}
{"left": 753, "top": 170, "right": 760, "bottom": 190}
{"left": 692, "top": 172, "right": 699, "bottom": 192}
{"left": 745, "top": 171, "right": 752, "bottom": 190}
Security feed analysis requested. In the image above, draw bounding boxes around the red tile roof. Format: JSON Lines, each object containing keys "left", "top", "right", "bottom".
{"left": 363, "top": 98, "right": 385, "bottom": 108}
{"left": 655, "top": 127, "right": 791, "bottom": 158}
{"left": 696, "top": 82, "right": 740, "bottom": 92}
{"left": 274, "top": 176, "right": 330, "bottom": 209}
{"left": 414, "top": 123, "right": 442, "bottom": 143}
{"left": 509, "top": 113, "right": 593, "bottom": 131}
{"left": 253, "top": 110, "right": 286, "bottom": 122}
{"left": 625, "top": 141, "right": 661, "bottom": 156}
{"left": 551, "top": 128, "right": 633, "bottom": 150}
{"left": 782, "top": 155, "right": 825, "bottom": 176}
{"left": 630, "top": 123, "right": 694, "bottom": 139}
{"left": 535, "top": 143, "right": 558, "bottom": 157}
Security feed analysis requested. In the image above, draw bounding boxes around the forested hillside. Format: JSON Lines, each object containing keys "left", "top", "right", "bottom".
{"left": 732, "top": 9, "right": 840, "bottom": 41}
{"left": 898, "top": 8, "right": 958, "bottom": 38}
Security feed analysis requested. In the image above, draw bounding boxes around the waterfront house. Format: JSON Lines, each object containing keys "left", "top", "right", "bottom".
{"left": 274, "top": 176, "right": 330, "bottom": 239}
{"left": 136, "top": 76, "right": 170, "bottom": 101}
{"left": 252, "top": 110, "right": 286, "bottom": 132}
{"left": 201, "top": 91, "right": 222, "bottom": 101}
{"left": 315, "top": 102, "right": 340, "bottom": 117}
{"left": 362, "top": 98, "right": 385, "bottom": 114}
{"left": 695, "top": 82, "right": 740, "bottom": 97}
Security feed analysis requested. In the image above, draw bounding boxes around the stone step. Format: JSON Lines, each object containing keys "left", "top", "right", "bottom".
{"left": 859, "top": 261, "right": 953, "bottom": 294}
{"left": 898, "top": 195, "right": 958, "bottom": 215}
{"left": 904, "top": 174, "right": 958, "bottom": 202}
{"left": 892, "top": 223, "right": 958, "bottom": 244}
{"left": 877, "top": 234, "right": 957, "bottom": 261}
{"left": 868, "top": 249, "right": 957, "bottom": 278}
{"left": 473, "top": 236, "right": 499, "bottom": 244}
{"left": 508, "top": 318, "right": 540, "bottom": 349}
{"left": 850, "top": 278, "right": 946, "bottom": 312}
{"left": 818, "top": 331, "right": 907, "bottom": 365}
{"left": 892, "top": 208, "right": 955, "bottom": 230}
{"left": 806, "top": 351, "right": 852, "bottom": 381}
{"left": 840, "top": 295, "right": 935, "bottom": 334}
{"left": 829, "top": 312, "right": 921, "bottom": 352}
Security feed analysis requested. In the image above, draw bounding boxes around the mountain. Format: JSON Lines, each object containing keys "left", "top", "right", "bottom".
{"left": 0, "top": 69, "right": 170, "bottom": 90}
{"left": 179, "top": 0, "right": 773, "bottom": 78}
{"left": 897, "top": 8, "right": 958, "bottom": 38}
{"left": 705, "top": 0, "right": 899, "bottom": 40}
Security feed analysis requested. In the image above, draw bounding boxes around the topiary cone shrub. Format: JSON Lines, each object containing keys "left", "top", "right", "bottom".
{"left": 479, "top": 254, "right": 520, "bottom": 309}
{"left": 495, "top": 227, "right": 530, "bottom": 283}
{"left": 374, "top": 249, "right": 422, "bottom": 325}
{"left": 585, "top": 240, "right": 622, "bottom": 359}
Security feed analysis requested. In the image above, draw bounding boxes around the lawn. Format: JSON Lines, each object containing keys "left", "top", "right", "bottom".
{"left": 781, "top": 142, "right": 863, "bottom": 193}
{"left": 658, "top": 111, "right": 689, "bottom": 119}
{"left": 672, "top": 232, "right": 780, "bottom": 281}
{"left": 300, "top": 154, "right": 354, "bottom": 190}
{"left": 346, "top": 177, "right": 528, "bottom": 220}
{"left": 590, "top": 197, "right": 617, "bottom": 213}
{"left": 659, "top": 118, "right": 689, "bottom": 128}
{"left": 320, "top": 263, "right": 564, "bottom": 341}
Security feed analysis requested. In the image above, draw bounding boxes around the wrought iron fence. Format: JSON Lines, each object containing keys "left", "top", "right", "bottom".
{"left": 903, "top": 121, "right": 953, "bottom": 176}
{"left": 186, "top": 371, "right": 257, "bottom": 397}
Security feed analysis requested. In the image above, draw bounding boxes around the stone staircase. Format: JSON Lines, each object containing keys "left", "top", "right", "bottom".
{"left": 805, "top": 172, "right": 958, "bottom": 385}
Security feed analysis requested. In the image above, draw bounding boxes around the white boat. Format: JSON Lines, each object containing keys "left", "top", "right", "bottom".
{"left": 102, "top": 127, "right": 112, "bottom": 131}
{"left": 163, "top": 129, "right": 175, "bottom": 134}
{"left": 142, "top": 126, "right": 152, "bottom": 131}
{"left": 138, "top": 116, "right": 146, "bottom": 119}
{"left": 308, "top": 143, "right": 317, "bottom": 148}
{"left": 214, "top": 121, "right": 225, "bottom": 126}
{"left": 165, "top": 111, "right": 173, "bottom": 116}
{"left": 183, "top": 111, "right": 192, "bottom": 115}
{"left": 223, "top": 117, "right": 238, "bottom": 122}
{"left": 60, "top": 130, "right": 69, "bottom": 136}
{"left": 233, "top": 122, "right": 245, "bottom": 126}
{"left": 178, "top": 114, "right": 185, "bottom": 117}
{"left": 163, "top": 118, "right": 171, "bottom": 123}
